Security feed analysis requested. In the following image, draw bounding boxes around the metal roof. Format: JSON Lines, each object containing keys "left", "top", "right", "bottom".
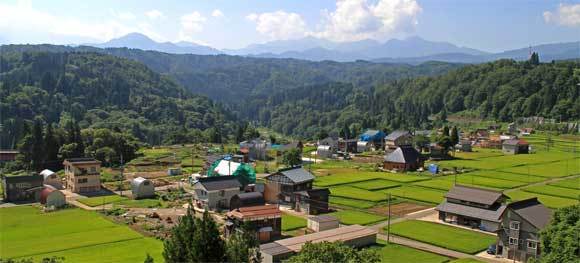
{"left": 39, "top": 169, "right": 56, "bottom": 180}
{"left": 195, "top": 176, "right": 241, "bottom": 191}
{"left": 308, "top": 215, "right": 338, "bottom": 223}
{"left": 384, "top": 146, "right": 421, "bottom": 164}
{"left": 131, "top": 177, "right": 150, "bottom": 187}
{"left": 506, "top": 198, "right": 552, "bottom": 229}
{"left": 63, "top": 158, "right": 101, "bottom": 165}
{"left": 436, "top": 201, "right": 506, "bottom": 222}
{"left": 445, "top": 185, "right": 504, "bottom": 206}
{"left": 260, "top": 225, "right": 376, "bottom": 256}
{"left": 385, "top": 130, "right": 411, "bottom": 141}
{"left": 503, "top": 139, "right": 529, "bottom": 146}
{"left": 227, "top": 205, "right": 281, "bottom": 220}
{"left": 277, "top": 167, "right": 315, "bottom": 184}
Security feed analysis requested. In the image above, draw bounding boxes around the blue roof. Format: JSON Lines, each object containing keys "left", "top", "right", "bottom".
{"left": 359, "top": 130, "right": 386, "bottom": 142}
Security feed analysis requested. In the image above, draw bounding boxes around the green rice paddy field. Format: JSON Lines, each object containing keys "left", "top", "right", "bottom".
{"left": 0, "top": 206, "right": 163, "bottom": 262}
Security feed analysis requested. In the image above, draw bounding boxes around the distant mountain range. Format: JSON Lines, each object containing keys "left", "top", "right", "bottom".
{"left": 84, "top": 33, "right": 579, "bottom": 64}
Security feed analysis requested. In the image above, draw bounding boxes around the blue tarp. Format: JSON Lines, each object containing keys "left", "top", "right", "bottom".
{"left": 428, "top": 164, "right": 439, "bottom": 174}
{"left": 359, "top": 130, "right": 386, "bottom": 142}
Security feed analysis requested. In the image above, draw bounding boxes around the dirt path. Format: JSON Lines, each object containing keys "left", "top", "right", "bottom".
{"left": 67, "top": 199, "right": 113, "bottom": 211}
{"left": 503, "top": 173, "right": 580, "bottom": 194}
{"left": 368, "top": 207, "right": 435, "bottom": 231}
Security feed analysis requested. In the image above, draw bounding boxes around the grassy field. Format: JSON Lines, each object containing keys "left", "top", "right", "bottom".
{"left": 329, "top": 196, "right": 377, "bottom": 209}
{"left": 448, "top": 259, "right": 486, "bottom": 263}
{"left": 0, "top": 206, "right": 163, "bottom": 262}
{"left": 389, "top": 220, "right": 496, "bottom": 254}
{"left": 352, "top": 179, "right": 401, "bottom": 190}
{"left": 549, "top": 177, "right": 580, "bottom": 190}
{"left": 440, "top": 173, "right": 526, "bottom": 190}
{"left": 282, "top": 213, "right": 307, "bottom": 231}
{"left": 77, "top": 195, "right": 129, "bottom": 207}
{"left": 522, "top": 185, "right": 580, "bottom": 199}
{"left": 314, "top": 169, "right": 427, "bottom": 187}
{"left": 500, "top": 159, "right": 580, "bottom": 178}
{"left": 330, "top": 210, "right": 387, "bottom": 225}
{"left": 435, "top": 151, "right": 573, "bottom": 170}
{"left": 465, "top": 170, "right": 546, "bottom": 183}
{"left": 372, "top": 240, "right": 449, "bottom": 263}
{"left": 506, "top": 190, "right": 578, "bottom": 209}
{"left": 380, "top": 186, "right": 446, "bottom": 204}
{"left": 116, "top": 198, "right": 163, "bottom": 208}
{"left": 330, "top": 186, "right": 388, "bottom": 202}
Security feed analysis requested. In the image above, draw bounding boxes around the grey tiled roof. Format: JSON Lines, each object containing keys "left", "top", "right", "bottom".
{"left": 279, "top": 167, "right": 315, "bottom": 184}
{"left": 197, "top": 176, "right": 241, "bottom": 191}
{"left": 384, "top": 146, "right": 420, "bottom": 164}
{"left": 385, "top": 130, "right": 411, "bottom": 141}
{"left": 437, "top": 201, "right": 506, "bottom": 222}
{"left": 507, "top": 198, "right": 552, "bottom": 229}
{"left": 445, "top": 185, "right": 504, "bottom": 206}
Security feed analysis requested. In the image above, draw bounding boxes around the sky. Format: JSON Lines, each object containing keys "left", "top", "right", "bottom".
{"left": 0, "top": 0, "right": 578, "bottom": 52}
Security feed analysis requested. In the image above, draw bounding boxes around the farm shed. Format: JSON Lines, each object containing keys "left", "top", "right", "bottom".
{"left": 225, "top": 205, "right": 282, "bottom": 243}
{"left": 316, "top": 145, "right": 335, "bottom": 159}
{"left": 230, "top": 191, "right": 265, "bottom": 210}
{"left": 2, "top": 174, "right": 44, "bottom": 202}
{"left": 260, "top": 225, "right": 377, "bottom": 263}
{"left": 40, "top": 187, "right": 66, "bottom": 208}
{"left": 307, "top": 215, "right": 339, "bottom": 232}
{"left": 131, "top": 177, "right": 155, "bottom": 199}
{"left": 40, "top": 169, "right": 63, "bottom": 189}
{"left": 383, "top": 146, "right": 423, "bottom": 172}
{"left": 502, "top": 139, "right": 529, "bottom": 155}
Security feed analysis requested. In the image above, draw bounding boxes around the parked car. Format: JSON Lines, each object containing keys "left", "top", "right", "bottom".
{"left": 487, "top": 245, "right": 496, "bottom": 255}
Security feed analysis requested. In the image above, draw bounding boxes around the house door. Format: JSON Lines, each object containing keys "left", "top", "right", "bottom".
{"left": 258, "top": 231, "right": 270, "bottom": 242}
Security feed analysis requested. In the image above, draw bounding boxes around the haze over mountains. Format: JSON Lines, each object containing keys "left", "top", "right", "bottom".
{"left": 84, "top": 33, "right": 580, "bottom": 64}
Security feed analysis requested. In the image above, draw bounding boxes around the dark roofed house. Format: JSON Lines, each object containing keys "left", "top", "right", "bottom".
{"left": 384, "top": 130, "right": 413, "bottom": 151}
{"left": 264, "top": 167, "right": 329, "bottom": 215}
{"left": 225, "top": 205, "right": 282, "bottom": 243}
{"left": 193, "top": 176, "right": 242, "bottom": 210}
{"left": 496, "top": 198, "right": 552, "bottom": 262}
{"left": 436, "top": 185, "right": 507, "bottom": 232}
{"left": 230, "top": 191, "right": 265, "bottom": 210}
{"left": 294, "top": 188, "right": 330, "bottom": 215}
{"left": 383, "top": 146, "right": 423, "bottom": 172}
{"left": 502, "top": 139, "right": 529, "bottom": 155}
{"left": 2, "top": 174, "right": 44, "bottom": 202}
{"left": 0, "top": 150, "right": 19, "bottom": 163}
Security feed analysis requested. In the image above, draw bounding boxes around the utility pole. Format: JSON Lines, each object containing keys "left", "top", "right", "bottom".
{"left": 387, "top": 193, "right": 391, "bottom": 244}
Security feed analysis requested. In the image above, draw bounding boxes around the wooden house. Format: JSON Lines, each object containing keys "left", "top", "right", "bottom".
{"left": 192, "top": 176, "right": 242, "bottom": 210}
{"left": 383, "top": 146, "right": 423, "bottom": 171}
{"left": 225, "top": 205, "right": 282, "bottom": 243}
{"left": 384, "top": 130, "right": 413, "bottom": 151}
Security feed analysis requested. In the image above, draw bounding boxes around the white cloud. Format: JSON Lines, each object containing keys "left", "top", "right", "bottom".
{"left": 145, "top": 9, "right": 165, "bottom": 20}
{"left": 313, "top": 0, "right": 422, "bottom": 42}
{"left": 177, "top": 11, "right": 207, "bottom": 42}
{"left": 246, "top": 11, "right": 307, "bottom": 40}
{"left": 114, "top": 11, "right": 136, "bottom": 21}
{"left": 544, "top": 3, "right": 580, "bottom": 27}
{"left": 211, "top": 9, "right": 224, "bottom": 18}
{"left": 0, "top": 1, "right": 166, "bottom": 43}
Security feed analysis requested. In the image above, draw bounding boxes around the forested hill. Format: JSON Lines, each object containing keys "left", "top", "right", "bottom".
{"left": 0, "top": 44, "right": 463, "bottom": 104}
{"left": 0, "top": 50, "right": 235, "bottom": 149}
{"left": 260, "top": 59, "right": 579, "bottom": 137}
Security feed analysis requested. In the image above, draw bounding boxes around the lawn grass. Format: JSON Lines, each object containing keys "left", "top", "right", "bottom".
{"left": 522, "top": 185, "right": 580, "bottom": 199}
{"left": 0, "top": 206, "right": 163, "bottom": 261}
{"left": 372, "top": 240, "right": 449, "bottom": 263}
{"left": 330, "top": 186, "right": 389, "bottom": 202}
{"left": 388, "top": 220, "right": 496, "bottom": 254}
{"left": 506, "top": 190, "right": 578, "bottom": 209}
{"left": 77, "top": 195, "right": 129, "bottom": 207}
{"left": 351, "top": 179, "right": 401, "bottom": 190}
{"left": 549, "top": 177, "right": 580, "bottom": 190}
{"left": 440, "top": 173, "right": 526, "bottom": 190}
{"left": 330, "top": 210, "right": 387, "bottom": 225}
{"left": 329, "top": 196, "right": 377, "bottom": 209}
{"left": 448, "top": 258, "right": 486, "bottom": 263}
{"left": 500, "top": 159, "right": 580, "bottom": 178}
{"left": 282, "top": 213, "right": 307, "bottom": 231}
{"left": 379, "top": 186, "right": 446, "bottom": 204}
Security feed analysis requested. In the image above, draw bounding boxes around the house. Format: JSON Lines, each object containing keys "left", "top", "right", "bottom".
{"left": 508, "top": 123, "right": 518, "bottom": 135}
{"left": 40, "top": 169, "right": 63, "bottom": 189}
{"left": 384, "top": 130, "right": 413, "bottom": 151}
{"left": 503, "top": 139, "right": 530, "bottom": 155}
{"left": 455, "top": 140, "right": 472, "bottom": 152}
{"left": 230, "top": 191, "right": 265, "bottom": 210}
{"left": 496, "top": 198, "right": 552, "bottom": 262}
{"left": 202, "top": 155, "right": 222, "bottom": 174}
{"left": 131, "top": 177, "right": 155, "bottom": 199}
{"left": 473, "top": 129, "right": 490, "bottom": 139}
{"left": 318, "top": 136, "right": 338, "bottom": 148}
{"left": 192, "top": 176, "right": 242, "bottom": 210}
{"left": 1, "top": 174, "right": 44, "bottom": 202}
{"left": 359, "top": 130, "right": 386, "bottom": 150}
{"left": 264, "top": 167, "right": 329, "bottom": 215}
{"left": 520, "top": 128, "right": 534, "bottom": 136}
{"left": 294, "top": 188, "right": 330, "bottom": 215}
{"left": 280, "top": 141, "right": 304, "bottom": 153}
{"left": 436, "top": 185, "right": 507, "bottom": 232}
{"left": 63, "top": 158, "right": 102, "bottom": 193}
{"left": 240, "top": 138, "right": 271, "bottom": 161}
{"left": 0, "top": 150, "right": 18, "bottom": 163}
{"left": 307, "top": 215, "right": 339, "bottom": 232}
{"left": 225, "top": 205, "right": 282, "bottom": 243}
{"left": 316, "top": 145, "right": 336, "bottom": 159}
{"left": 383, "top": 146, "right": 423, "bottom": 172}
{"left": 260, "top": 225, "right": 377, "bottom": 263}
{"left": 337, "top": 139, "right": 358, "bottom": 153}
{"left": 429, "top": 143, "right": 448, "bottom": 160}
{"left": 40, "top": 186, "right": 66, "bottom": 208}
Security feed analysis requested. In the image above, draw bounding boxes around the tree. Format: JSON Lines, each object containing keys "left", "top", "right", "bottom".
{"left": 225, "top": 223, "right": 261, "bottom": 263}
{"left": 163, "top": 204, "right": 197, "bottom": 263}
{"left": 192, "top": 210, "right": 225, "bottom": 262}
{"left": 143, "top": 254, "right": 154, "bottom": 263}
{"left": 282, "top": 148, "right": 302, "bottom": 167}
{"left": 529, "top": 52, "right": 540, "bottom": 66}
{"left": 30, "top": 118, "right": 45, "bottom": 171}
{"left": 534, "top": 204, "right": 579, "bottom": 263}
{"left": 450, "top": 126, "right": 459, "bottom": 146}
{"left": 442, "top": 126, "right": 450, "bottom": 137}
{"left": 413, "top": 134, "right": 430, "bottom": 151}
{"left": 286, "top": 241, "right": 379, "bottom": 263}
{"left": 43, "top": 124, "right": 60, "bottom": 169}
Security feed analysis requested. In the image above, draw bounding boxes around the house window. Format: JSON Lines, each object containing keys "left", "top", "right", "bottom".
{"left": 77, "top": 178, "right": 88, "bottom": 183}
{"left": 510, "top": 221, "right": 520, "bottom": 230}
{"left": 509, "top": 237, "right": 518, "bottom": 245}
{"left": 143, "top": 181, "right": 150, "bottom": 186}
{"left": 527, "top": 240, "right": 537, "bottom": 249}
{"left": 89, "top": 167, "right": 97, "bottom": 173}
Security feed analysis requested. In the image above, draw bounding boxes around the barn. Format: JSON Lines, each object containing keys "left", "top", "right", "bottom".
{"left": 131, "top": 177, "right": 155, "bottom": 199}
{"left": 40, "top": 187, "right": 66, "bottom": 208}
